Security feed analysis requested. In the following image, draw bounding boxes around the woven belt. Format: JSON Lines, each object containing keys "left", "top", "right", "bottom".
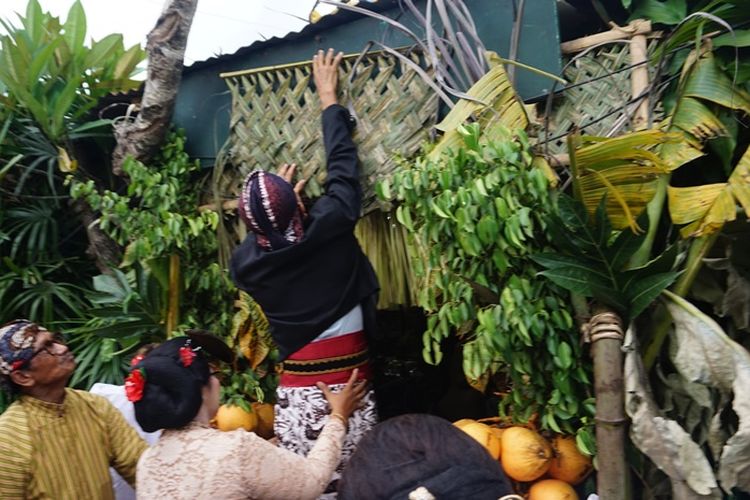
{"left": 280, "top": 348, "right": 369, "bottom": 375}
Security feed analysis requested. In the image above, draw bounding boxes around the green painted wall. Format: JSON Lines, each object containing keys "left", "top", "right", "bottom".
{"left": 174, "top": 0, "right": 561, "bottom": 165}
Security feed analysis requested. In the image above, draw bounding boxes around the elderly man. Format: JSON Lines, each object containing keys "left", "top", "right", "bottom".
{"left": 0, "top": 319, "right": 147, "bottom": 499}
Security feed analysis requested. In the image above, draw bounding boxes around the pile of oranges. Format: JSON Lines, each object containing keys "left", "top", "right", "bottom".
{"left": 454, "top": 419, "right": 592, "bottom": 500}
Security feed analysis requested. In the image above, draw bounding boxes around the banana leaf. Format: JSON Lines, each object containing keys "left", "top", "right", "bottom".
{"left": 664, "top": 290, "right": 750, "bottom": 494}
{"left": 683, "top": 53, "right": 750, "bottom": 114}
{"left": 668, "top": 144, "right": 750, "bottom": 237}
{"left": 624, "top": 326, "right": 721, "bottom": 499}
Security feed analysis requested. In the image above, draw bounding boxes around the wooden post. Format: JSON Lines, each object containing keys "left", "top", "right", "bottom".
{"left": 586, "top": 309, "right": 627, "bottom": 500}
{"left": 166, "top": 253, "right": 180, "bottom": 337}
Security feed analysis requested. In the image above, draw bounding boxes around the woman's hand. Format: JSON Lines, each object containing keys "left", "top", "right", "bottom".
{"left": 278, "top": 163, "right": 308, "bottom": 217}
{"left": 312, "top": 48, "right": 343, "bottom": 111}
{"left": 317, "top": 368, "right": 366, "bottom": 421}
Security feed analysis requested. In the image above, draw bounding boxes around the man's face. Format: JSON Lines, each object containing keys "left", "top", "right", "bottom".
{"left": 21, "top": 329, "right": 76, "bottom": 387}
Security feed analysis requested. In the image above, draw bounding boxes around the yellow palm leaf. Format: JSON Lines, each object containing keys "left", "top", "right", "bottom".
{"left": 670, "top": 97, "right": 728, "bottom": 140}
{"left": 667, "top": 144, "right": 750, "bottom": 237}
{"left": 429, "top": 57, "right": 527, "bottom": 160}
{"left": 569, "top": 130, "right": 674, "bottom": 231}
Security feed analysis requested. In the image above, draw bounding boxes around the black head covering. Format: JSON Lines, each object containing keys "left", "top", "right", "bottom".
{"left": 131, "top": 337, "right": 211, "bottom": 433}
{"left": 338, "top": 414, "right": 513, "bottom": 500}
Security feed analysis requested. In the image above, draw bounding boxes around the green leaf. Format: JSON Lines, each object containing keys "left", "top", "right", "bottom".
{"left": 85, "top": 33, "right": 123, "bottom": 68}
{"left": 712, "top": 29, "right": 750, "bottom": 48}
{"left": 556, "top": 341, "right": 573, "bottom": 369}
{"left": 113, "top": 43, "right": 145, "bottom": 83}
{"left": 625, "top": 271, "right": 679, "bottom": 319}
{"left": 631, "top": 0, "right": 687, "bottom": 26}
{"left": 63, "top": 1, "right": 86, "bottom": 54}
{"left": 539, "top": 267, "right": 609, "bottom": 296}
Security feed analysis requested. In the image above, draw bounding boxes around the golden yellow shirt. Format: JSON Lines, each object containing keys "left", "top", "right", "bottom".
{"left": 0, "top": 388, "right": 147, "bottom": 499}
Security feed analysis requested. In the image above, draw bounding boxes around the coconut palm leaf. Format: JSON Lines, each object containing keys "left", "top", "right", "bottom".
{"left": 429, "top": 61, "right": 528, "bottom": 160}
{"left": 668, "top": 144, "right": 750, "bottom": 237}
{"left": 568, "top": 130, "right": 673, "bottom": 232}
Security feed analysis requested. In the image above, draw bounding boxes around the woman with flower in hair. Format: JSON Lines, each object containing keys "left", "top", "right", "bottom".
{"left": 230, "top": 48, "right": 380, "bottom": 496}
{"left": 131, "top": 337, "right": 365, "bottom": 500}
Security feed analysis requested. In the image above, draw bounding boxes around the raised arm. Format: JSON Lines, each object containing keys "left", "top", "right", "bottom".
{"left": 242, "top": 369, "right": 367, "bottom": 499}
{"left": 313, "top": 49, "right": 362, "bottom": 224}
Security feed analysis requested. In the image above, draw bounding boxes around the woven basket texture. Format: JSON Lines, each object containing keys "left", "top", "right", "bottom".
{"left": 541, "top": 41, "right": 661, "bottom": 155}
{"left": 224, "top": 52, "right": 438, "bottom": 213}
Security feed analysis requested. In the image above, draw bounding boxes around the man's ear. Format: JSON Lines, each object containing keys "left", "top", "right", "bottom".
{"left": 9, "top": 369, "right": 34, "bottom": 389}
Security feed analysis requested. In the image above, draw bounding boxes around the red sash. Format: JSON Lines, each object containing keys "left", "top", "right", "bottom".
{"left": 279, "top": 330, "right": 372, "bottom": 387}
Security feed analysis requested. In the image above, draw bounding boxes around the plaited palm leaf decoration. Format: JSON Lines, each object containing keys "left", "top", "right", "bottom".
{"left": 224, "top": 53, "right": 439, "bottom": 212}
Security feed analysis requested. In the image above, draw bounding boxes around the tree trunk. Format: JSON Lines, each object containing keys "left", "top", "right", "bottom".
{"left": 587, "top": 308, "right": 628, "bottom": 500}
{"left": 70, "top": 199, "right": 122, "bottom": 274}
{"left": 111, "top": 0, "right": 198, "bottom": 174}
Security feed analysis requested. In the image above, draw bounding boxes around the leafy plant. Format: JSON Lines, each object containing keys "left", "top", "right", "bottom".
{"left": 64, "top": 267, "right": 166, "bottom": 389}
{"left": 382, "top": 123, "right": 593, "bottom": 433}
{"left": 533, "top": 195, "right": 680, "bottom": 323}
{"left": 0, "top": 0, "right": 144, "bottom": 142}
{"left": 69, "top": 131, "right": 230, "bottom": 336}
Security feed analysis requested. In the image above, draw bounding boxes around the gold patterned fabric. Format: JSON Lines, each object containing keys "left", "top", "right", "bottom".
{"left": 0, "top": 388, "right": 147, "bottom": 499}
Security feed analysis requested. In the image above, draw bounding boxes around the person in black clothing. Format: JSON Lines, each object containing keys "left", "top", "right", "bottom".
{"left": 230, "top": 49, "right": 379, "bottom": 497}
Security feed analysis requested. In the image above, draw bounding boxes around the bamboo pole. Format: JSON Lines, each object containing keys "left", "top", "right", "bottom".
{"left": 219, "top": 46, "right": 412, "bottom": 79}
{"left": 629, "top": 33, "right": 649, "bottom": 131}
{"left": 586, "top": 309, "right": 628, "bottom": 500}
{"left": 560, "top": 20, "right": 652, "bottom": 55}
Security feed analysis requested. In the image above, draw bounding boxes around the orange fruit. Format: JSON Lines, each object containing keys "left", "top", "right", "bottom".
{"left": 529, "top": 479, "right": 579, "bottom": 500}
{"left": 251, "top": 402, "right": 275, "bottom": 439}
{"left": 548, "top": 435, "right": 592, "bottom": 485}
{"left": 215, "top": 404, "right": 257, "bottom": 432}
{"left": 500, "top": 426, "right": 553, "bottom": 482}
{"left": 456, "top": 421, "right": 501, "bottom": 460}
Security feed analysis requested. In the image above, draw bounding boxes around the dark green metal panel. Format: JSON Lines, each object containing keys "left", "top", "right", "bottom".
{"left": 174, "top": 0, "right": 561, "bottom": 165}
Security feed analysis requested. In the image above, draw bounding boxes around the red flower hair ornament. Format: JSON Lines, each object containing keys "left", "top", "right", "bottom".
{"left": 130, "top": 354, "right": 145, "bottom": 367}
{"left": 125, "top": 368, "right": 146, "bottom": 402}
{"left": 179, "top": 344, "right": 197, "bottom": 367}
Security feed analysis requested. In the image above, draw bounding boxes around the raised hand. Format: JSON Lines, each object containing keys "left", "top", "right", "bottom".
{"left": 312, "top": 48, "right": 343, "bottom": 111}
{"left": 277, "top": 163, "right": 308, "bottom": 217}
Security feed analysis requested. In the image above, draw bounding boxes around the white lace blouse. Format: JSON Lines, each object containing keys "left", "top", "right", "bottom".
{"left": 136, "top": 418, "right": 346, "bottom": 500}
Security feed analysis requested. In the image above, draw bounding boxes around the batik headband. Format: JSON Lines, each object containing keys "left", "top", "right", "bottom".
{"left": 0, "top": 320, "right": 40, "bottom": 375}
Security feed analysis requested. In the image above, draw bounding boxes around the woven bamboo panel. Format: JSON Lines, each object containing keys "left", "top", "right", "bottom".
{"left": 541, "top": 41, "right": 661, "bottom": 155}
{"left": 224, "top": 53, "right": 438, "bottom": 212}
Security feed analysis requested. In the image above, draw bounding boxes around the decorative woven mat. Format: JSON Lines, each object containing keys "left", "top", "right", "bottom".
{"left": 540, "top": 41, "right": 661, "bottom": 155}
{"left": 223, "top": 52, "right": 438, "bottom": 213}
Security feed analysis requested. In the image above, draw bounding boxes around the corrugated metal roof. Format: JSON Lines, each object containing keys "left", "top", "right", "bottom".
{"left": 184, "top": 0, "right": 395, "bottom": 74}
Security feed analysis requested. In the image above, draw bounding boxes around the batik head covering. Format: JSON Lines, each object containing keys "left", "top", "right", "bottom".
{"left": 0, "top": 320, "right": 41, "bottom": 376}
{"left": 238, "top": 170, "right": 304, "bottom": 251}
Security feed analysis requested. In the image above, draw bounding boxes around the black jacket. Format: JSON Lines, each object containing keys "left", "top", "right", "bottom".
{"left": 230, "top": 104, "right": 380, "bottom": 361}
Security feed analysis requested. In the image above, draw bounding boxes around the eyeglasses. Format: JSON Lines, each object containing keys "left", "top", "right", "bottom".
{"left": 20, "top": 332, "right": 67, "bottom": 370}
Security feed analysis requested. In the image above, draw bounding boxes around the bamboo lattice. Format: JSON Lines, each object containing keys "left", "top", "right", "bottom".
{"left": 542, "top": 41, "right": 661, "bottom": 155}
{"left": 223, "top": 52, "right": 438, "bottom": 213}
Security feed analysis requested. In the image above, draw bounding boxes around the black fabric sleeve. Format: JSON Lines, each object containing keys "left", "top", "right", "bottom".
{"left": 321, "top": 104, "right": 361, "bottom": 223}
